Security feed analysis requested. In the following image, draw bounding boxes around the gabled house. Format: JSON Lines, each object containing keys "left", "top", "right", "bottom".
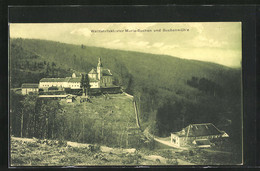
{"left": 170, "top": 123, "right": 229, "bottom": 147}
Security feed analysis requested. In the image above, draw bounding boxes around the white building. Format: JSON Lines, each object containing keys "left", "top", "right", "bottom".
{"left": 38, "top": 58, "right": 114, "bottom": 90}
{"left": 170, "top": 123, "right": 229, "bottom": 147}
{"left": 88, "top": 58, "right": 113, "bottom": 88}
{"left": 21, "top": 83, "right": 39, "bottom": 95}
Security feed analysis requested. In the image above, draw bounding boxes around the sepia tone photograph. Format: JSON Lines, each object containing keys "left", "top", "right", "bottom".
{"left": 9, "top": 22, "right": 242, "bottom": 166}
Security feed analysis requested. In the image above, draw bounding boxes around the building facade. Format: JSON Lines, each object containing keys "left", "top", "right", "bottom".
{"left": 88, "top": 58, "right": 113, "bottom": 88}
{"left": 170, "top": 123, "right": 229, "bottom": 147}
{"left": 38, "top": 58, "right": 114, "bottom": 90}
{"left": 21, "top": 83, "right": 39, "bottom": 95}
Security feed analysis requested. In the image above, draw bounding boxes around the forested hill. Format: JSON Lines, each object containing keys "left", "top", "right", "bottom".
{"left": 10, "top": 38, "right": 242, "bottom": 145}
{"left": 10, "top": 38, "right": 239, "bottom": 89}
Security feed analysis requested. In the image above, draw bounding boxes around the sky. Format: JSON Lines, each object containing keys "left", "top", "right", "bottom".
{"left": 10, "top": 22, "right": 242, "bottom": 68}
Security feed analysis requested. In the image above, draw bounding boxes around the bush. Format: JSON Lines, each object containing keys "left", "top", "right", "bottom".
{"left": 144, "top": 139, "right": 156, "bottom": 150}
{"left": 11, "top": 155, "right": 27, "bottom": 165}
{"left": 121, "top": 152, "right": 141, "bottom": 165}
{"left": 166, "top": 158, "right": 178, "bottom": 165}
{"left": 27, "top": 142, "right": 39, "bottom": 147}
{"left": 121, "top": 154, "right": 135, "bottom": 164}
{"left": 58, "top": 140, "right": 67, "bottom": 147}
{"left": 160, "top": 150, "right": 173, "bottom": 159}
{"left": 88, "top": 144, "right": 101, "bottom": 153}
{"left": 189, "top": 150, "right": 195, "bottom": 156}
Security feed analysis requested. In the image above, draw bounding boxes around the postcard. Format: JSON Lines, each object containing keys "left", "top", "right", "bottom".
{"left": 9, "top": 22, "right": 242, "bottom": 166}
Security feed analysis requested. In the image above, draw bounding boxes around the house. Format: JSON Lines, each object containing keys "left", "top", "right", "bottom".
{"left": 21, "top": 83, "right": 39, "bottom": 95}
{"left": 170, "top": 123, "right": 229, "bottom": 147}
{"left": 38, "top": 58, "right": 114, "bottom": 91}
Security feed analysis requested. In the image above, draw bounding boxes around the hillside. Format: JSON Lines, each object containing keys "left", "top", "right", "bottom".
{"left": 10, "top": 92, "right": 143, "bottom": 148}
{"left": 9, "top": 38, "right": 242, "bottom": 149}
{"left": 10, "top": 38, "right": 239, "bottom": 90}
{"left": 58, "top": 93, "right": 140, "bottom": 147}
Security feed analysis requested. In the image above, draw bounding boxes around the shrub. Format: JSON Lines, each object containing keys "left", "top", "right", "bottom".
{"left": 27, "top": 142, "right": 39, "bottom": 148}
{"left": 11, "top": 155, "right": 27, "bottom": 165}
{"left": 166, "top": 158, "right": 178, "bottom": 165}
{"left": 58, "top": 140, "right": 67, "bottom": 147}
{"left": 88, "top": 144, "right": 101, "bottom": 153}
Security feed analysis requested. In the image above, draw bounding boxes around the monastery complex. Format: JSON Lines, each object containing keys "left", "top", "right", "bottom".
{"left": 38, "top": 58, "right": 113, "bottom": 90}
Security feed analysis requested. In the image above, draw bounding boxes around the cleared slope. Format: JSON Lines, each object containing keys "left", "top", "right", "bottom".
{"left": 58, "top": 93, "right": 140, "bottom": 148}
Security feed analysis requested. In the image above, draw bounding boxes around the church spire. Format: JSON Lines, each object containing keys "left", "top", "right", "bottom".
{"left": 97, "top": 58, "right": 103, "bottom": 80}
{"left": 97, "top": 57, "right": 103, "bottom": 67}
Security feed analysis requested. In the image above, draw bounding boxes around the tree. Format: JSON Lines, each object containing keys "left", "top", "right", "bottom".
{"left": 10, "top": 91, "right": 24, "bottom": 137}
{"left": 17, "top": 95, "right": 37, "bottom": 138}
{"left": 80, "top": 74, "right": 91, "bottom": 96}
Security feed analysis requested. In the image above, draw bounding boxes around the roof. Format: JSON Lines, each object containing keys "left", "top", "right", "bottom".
{"left": 21, "top": 83, "right": 39, "bottom": 88}
{"left": 171, "top": 123, "right": 223, "bottom": 137}
{"left": 38, "top": 95, "right": 69, "bottom": 98}
{"left": 102, "top": 69, "right": 113, "bottom": 76}
{"left": 40, "top": 77, "right": 70, "bottom": 82}
{"left": 89, "top": 68, "right": 97, "bottom": 74}
{"left": 89, "top": 78, "right": 99, "bottom": 82}
{"left": 39, "top": 75, "right": 101, "bottom": 84}
{"left": 68, "top": 77, "right": 81, "bottom": 82}
{"left": 72, "top": 73, "right": 82, "bottom": 77}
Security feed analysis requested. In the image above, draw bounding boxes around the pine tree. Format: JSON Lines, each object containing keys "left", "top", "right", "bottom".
{"left": 85, "top": 74, "right": 91, "bottom": 96}
{"left": 80, "top": 74, "right": 91, "bottom": 96}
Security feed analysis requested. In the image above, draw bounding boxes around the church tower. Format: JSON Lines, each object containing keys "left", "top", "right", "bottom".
{"left": 97, "top": 58, "right": 103, "bottom": 80}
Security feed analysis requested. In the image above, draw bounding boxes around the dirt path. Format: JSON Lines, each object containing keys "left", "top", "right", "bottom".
{"left": 153, "top": 137, "right": 189, "bottom": 150}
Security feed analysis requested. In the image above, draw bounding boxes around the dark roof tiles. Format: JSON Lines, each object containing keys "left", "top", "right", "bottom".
{"left": 172, "top": 123, "right": 223, "bottom": 137}
{"left": 102, "top": 69, "right": 113, "bottom": 76}
{"left": 68, "top": 77, "right": 81, "bottom": 82}
{"left": 21, "top": 83, "right": 39, "bottom": 88}
{"left": 40, "top": 77, "right": 70, "bottom": 82}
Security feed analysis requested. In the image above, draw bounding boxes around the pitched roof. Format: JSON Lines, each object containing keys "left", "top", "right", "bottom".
{"left": 172, "top": 123, "right": 223, "bottom": 137}
{"left": 102, "top": 69, "right": 112, "bottom": 76}
{"left": 40, "top": 77, "right": 70, "bottom": 82}
{"left": 68, "top": 77, "right": 81, "bottom": 82}
{"left": 89, "top": 68, "right": 97, "bottom": 74}
{"left": 21, "top": 83, "right": 39, "bottom": 88}
{"left": 73, "top": 73, "right": 82, "bottom": 77}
